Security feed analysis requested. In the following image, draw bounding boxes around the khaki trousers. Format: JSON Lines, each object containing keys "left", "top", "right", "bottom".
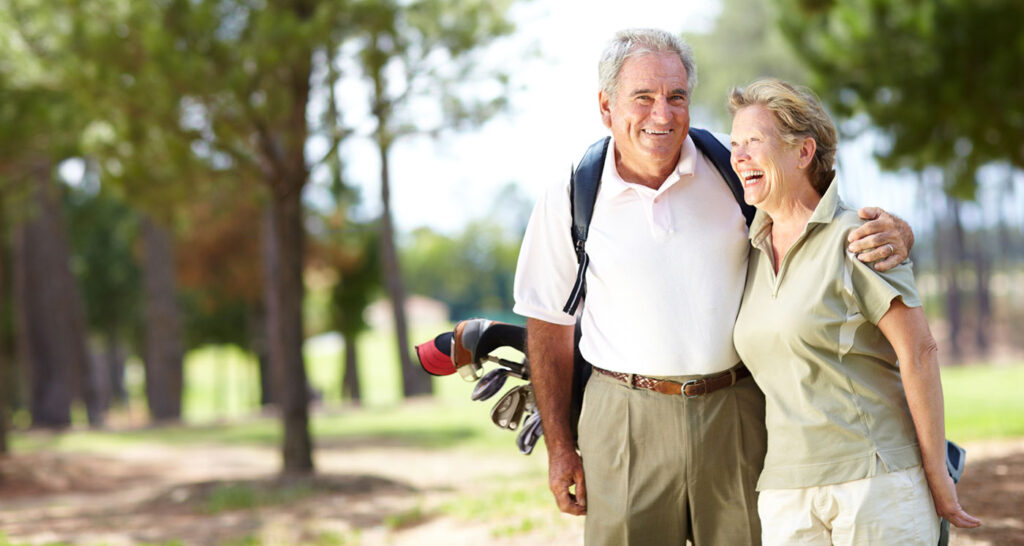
{"left": 579, "top": 369, "right": 767, "bottom": 546}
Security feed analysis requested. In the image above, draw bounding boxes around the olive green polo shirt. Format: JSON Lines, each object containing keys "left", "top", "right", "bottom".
{"left": 732, "top": 180, "right": 923, "bottom": 490}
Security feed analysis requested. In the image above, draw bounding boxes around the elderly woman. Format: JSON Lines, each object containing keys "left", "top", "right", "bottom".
{"left": 728, "top": 78, "right": 981, "bottom": 545}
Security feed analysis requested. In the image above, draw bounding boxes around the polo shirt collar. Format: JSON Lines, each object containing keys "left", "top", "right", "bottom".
{"left": 748, "top": 179, "right": 842, "bottom": 243}
{"left": 601, "top": 135, "right": 697, "bottom": 198}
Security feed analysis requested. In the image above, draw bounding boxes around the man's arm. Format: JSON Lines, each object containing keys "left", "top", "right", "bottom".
{"left": 848, "top": 207, "right": 915, "bottom": 271}
{"left": 527, "top": 317, "right": 586, "bottom": 516}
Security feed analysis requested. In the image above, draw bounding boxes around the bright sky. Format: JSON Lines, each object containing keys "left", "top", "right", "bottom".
{"left": 333, "top": 0, "right": 722, "bottom": 234}
{"left": 328, "top": 0, "right": 1022, "bottom": 237}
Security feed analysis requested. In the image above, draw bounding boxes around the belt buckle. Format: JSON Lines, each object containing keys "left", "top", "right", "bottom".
{"left": 682, "top": 378, "right": 706, "bottom": 398}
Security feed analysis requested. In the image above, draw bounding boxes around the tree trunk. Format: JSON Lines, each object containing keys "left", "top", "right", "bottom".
{"left": 342, "top": 331, "right": 361, "bottom": 405}
{"left": 105, "top": 328, "right": 127, "bottom": 407}
{"left": 259, "top": 209, "right": 281, "bottom": 408}
{"left": 944, "top": 195, "right": 965, "bottom": 362}
{"left": 265, "top": 184, "right": 313, "bottom": 474}
{"left": 972, "top": 233, "right": 991, "bottom": 354}
{"left": 141, "top": 216, "right": 184, "bottom": 423}
{"left": 248, "top": 295, "right": 274, "bottom": 407}
{"left": 0, "top": 214, "right": 8, "bottom": 455}
{"left": 14, "top": 167, "right": 97, "bottom": 428}
{"left": 378, "top": 143, "right": 431, "bottom": 397}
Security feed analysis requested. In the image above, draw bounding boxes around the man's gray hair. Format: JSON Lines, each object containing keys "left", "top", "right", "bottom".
{"left": 598, "top": 28, "right": 698, "bottom": 101}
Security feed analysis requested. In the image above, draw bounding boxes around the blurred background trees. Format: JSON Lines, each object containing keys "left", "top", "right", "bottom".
{"left": 0, "top": 0, "right": 1020, "bottom": 464}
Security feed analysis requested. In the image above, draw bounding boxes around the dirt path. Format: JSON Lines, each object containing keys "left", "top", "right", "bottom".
{"left": 1, "top": 436, "right": 1020, "bottom": 545}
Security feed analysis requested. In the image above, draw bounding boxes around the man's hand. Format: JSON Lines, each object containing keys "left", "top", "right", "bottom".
{"left": 526, "top": 318, "right": 583, "bottom": 516}
{"left": 548, "top": 445, "right": 587, "bottom": 515}
{"left": 848, "top": 207, "right": 915, "bottom": 272}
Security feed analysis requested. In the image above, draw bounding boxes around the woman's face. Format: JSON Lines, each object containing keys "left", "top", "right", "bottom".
{"left": 730, "top": 105, "right": 803, "bottom": 210}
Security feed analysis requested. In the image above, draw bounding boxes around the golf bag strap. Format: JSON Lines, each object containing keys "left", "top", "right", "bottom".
{"left": 561, "top": 129, "right": 752, "bottom": 316}
{"left": 562, "top": 136, "right": 610, "bottom": 315}
{"left": 689, "top": 127, "right": 756, "bottom": 227}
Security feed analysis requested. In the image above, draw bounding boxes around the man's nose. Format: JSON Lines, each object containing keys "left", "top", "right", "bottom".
{"left": 651, "top": 96, "right": 671, "bottom": 121}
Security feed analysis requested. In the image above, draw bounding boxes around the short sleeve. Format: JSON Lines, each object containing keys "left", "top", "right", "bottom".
{"left": 512, "top": 178, "right": 578, "bottom": 325}
{"left": 846, "top": 251, "right": 922, "bottom": 325}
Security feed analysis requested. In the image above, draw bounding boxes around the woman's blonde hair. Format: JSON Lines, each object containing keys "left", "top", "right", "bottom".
{"left": 729, "top": 79, "right": 837, "bottom": 195}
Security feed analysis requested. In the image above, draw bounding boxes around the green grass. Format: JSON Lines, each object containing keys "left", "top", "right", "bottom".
{"left": 203, "top": 482, "right": 316, "bottom": 514}
{"left": 10, "top": 389, "right": 528, "bottom": 454}
{"left": 941, "top": 362, "right": 1024, "bottom": 441}
{"left": 176, "top": 321, "right": 464, "bottom": 423}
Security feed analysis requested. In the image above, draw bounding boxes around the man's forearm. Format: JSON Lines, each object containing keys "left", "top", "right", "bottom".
{"left": 526, "top": 318, "right": 577, "bottom": 454}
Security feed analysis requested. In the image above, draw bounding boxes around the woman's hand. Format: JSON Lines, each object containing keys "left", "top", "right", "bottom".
{"left": 926, "top": 468, "right": 982, "bottom": 529}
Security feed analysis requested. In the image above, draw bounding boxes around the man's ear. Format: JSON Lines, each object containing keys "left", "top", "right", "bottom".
{"left": 599, "top": 91, "right": 613, "bottom": 129}
{"left": 798, "top": 137, "right": 817, "bottom": 169}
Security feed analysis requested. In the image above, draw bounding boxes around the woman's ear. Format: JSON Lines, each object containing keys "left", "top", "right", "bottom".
{"left": 798, "top": 137, "right": 817, "bottom": 169}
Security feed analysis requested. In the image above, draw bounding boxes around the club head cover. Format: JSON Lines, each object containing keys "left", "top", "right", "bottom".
{"left": 472, "top": 322, "right": 526, "bottom": 359}
{"left": 516, "top": 412, "right": 544, "bottom": 455}
{"left": 453, "top": 318, "right": 493, "bottom": 380}
{"left": 471, "top": 368, "right": 509, "bottom": 401}
{"left": 415, "top": 332, "right": 456, "bottom": 376}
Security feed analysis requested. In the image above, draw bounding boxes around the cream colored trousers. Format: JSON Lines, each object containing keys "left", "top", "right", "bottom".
{"left": 578, "top": 369, "right": 767, "bottom": 546}
{"left": 758, "top": 465, "right": 940, "bottom": 545}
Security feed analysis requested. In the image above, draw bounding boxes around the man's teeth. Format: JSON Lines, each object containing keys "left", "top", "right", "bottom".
{"left": 740, "top": 170, "right": 765, "bottom": 181}
{"left": 643, "top": 129, "right": 671, "bottom": 135}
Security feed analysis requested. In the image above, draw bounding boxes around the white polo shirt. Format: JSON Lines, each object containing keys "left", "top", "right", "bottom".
{"left": 513, "top": 135, "right": 750, "bottom": 376}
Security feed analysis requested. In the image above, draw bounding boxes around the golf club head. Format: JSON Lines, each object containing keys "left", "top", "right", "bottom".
{"left": 522, "top": 383, "right": 536, "bottom": 413}
{"left": 516, "top": 411, "right": 544, "bottom": 455}
{"left": 471, "top": 368, "right": 509, "bottom": 401}
{"left": 490, "top": 384, "right": 528, "bottom": 430}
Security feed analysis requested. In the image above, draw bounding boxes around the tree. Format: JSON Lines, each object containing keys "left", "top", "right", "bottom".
{"left": 351, "top": 0, "right": 517, "bottom": 396}
{"left": 775, "top": 0, "right": 1024, "bottom": 359}
{"left": 685, "top": 0, "right": 810, "bottom": 125}
{"left": 403, "top": 220, "right": 521, "bottom": 321}
{"left": 63, "top": 178, "right": 143, "bottom": 409}
{"left": 0, "top": 5, "right": 101, "bottom": 427}
{"left": 775, "top": 0, "right": 1024, "bottom": 193}
{"left": 324, "top": 225, "right": 380, "bottom": 404}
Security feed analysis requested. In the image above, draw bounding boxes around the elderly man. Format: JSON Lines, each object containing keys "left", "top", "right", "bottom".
{"left": 512, "top": 28, "right": 913, "bottom": 545}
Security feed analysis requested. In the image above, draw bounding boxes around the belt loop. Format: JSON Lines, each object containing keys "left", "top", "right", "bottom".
{"left": 626, "top": 373, "right": 635, "bottom": 389}
{"left": 729, "top": 368, "right": 736, "bottom": 386}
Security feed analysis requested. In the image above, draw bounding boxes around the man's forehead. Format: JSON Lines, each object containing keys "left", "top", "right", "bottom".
{"left": 618, "top": 53, "right": 689, "bottom": 91}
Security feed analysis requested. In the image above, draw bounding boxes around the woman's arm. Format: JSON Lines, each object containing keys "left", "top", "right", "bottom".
{"left": 877, "top": 299, "right": 982, "bottom": 529}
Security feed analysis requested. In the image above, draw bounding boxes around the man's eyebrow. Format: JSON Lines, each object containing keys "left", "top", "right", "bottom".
{"left": 629, "top": 88, "right": 689, "bottom": 97}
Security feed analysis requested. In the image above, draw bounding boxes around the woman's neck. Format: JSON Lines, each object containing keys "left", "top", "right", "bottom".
{"left": 764, "top": 181, "right": 822, "bottom": 271}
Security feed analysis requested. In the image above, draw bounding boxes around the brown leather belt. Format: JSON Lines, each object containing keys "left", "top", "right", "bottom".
{"left": 592, "top": 365, "right": 751, "bottom": 398}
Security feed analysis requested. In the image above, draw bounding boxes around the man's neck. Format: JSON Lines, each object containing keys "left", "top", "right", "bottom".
{"left": 614, "top": 149, "right": 680, "bottom": 190}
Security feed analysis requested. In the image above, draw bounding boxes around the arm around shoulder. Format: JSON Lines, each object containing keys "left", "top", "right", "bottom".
{"left": 848, "top": 207, "right": 915, "bottom": 271}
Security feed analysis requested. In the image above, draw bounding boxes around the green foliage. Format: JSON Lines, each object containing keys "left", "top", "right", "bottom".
{"left": 352, "top": 0, "right": 517, "bottom": 146}
{"left": 63, "top": 178, "right": 143, "bottom": 349}
{"left": 775, "top": 0, "right": 1024, "bottom": 198}
{"left": 402, "top": 221, "right": 521, "bottom": 320}
{"left": 685, "top": 0, "right": 811, "bottom": 126}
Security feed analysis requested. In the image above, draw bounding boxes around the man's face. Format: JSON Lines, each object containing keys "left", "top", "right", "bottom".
{"left": 599, "top": 52, "right": 691, "bottom": 181}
